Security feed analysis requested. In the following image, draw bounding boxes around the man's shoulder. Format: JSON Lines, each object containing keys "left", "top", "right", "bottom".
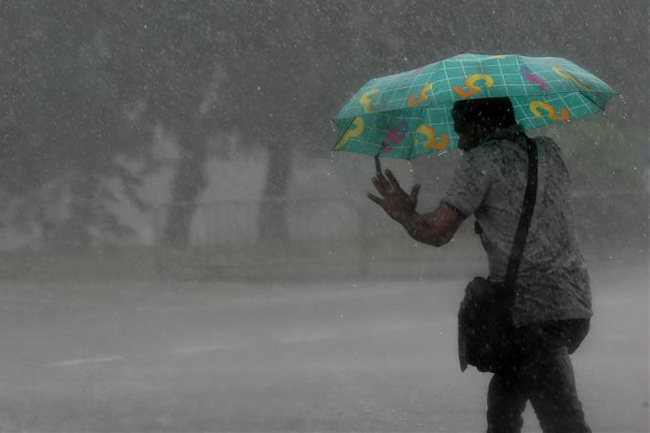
{"left": 480, "top": 135, "right": 561, "bottom": 157}
{"left": 458, "top": 146, "right": 493, "bottom": 173}
{"left": 463, "top": 134, "right": 564, "bottom": 174}
{"left": 468, "top": 138, "right": 513, "bottom": 164}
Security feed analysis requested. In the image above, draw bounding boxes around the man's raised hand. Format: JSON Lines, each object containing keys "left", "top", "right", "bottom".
{"left": 367, "top": 169, "right": 420, "bottom": 224}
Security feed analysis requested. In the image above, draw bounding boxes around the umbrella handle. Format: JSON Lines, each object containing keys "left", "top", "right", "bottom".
{"left": 374, "top": 155, "right": 382, "bottom": 175}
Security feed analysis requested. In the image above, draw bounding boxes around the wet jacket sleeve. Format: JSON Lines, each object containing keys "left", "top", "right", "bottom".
{"left": 442, "top": 153, "right": 490, "bottom": 218}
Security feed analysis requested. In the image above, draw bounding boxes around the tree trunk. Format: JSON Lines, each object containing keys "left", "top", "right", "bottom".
{"left": 162, "top": 123, "right": 209, "bottom": 247}
{"left": 258, "top": 143, "right": 291, "bottom": 243}
{"left": 54, "top": 169, "right": 95, "bottom": 250}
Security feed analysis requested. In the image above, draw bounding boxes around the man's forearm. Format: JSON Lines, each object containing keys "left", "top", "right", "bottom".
{"left": 401, "top": 210, "right": 448, "bottom": 247}
{"left": 399, "top": 202, "right": 464, "bottom": 247}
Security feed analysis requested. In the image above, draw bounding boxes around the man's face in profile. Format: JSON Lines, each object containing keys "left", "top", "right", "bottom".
{"left": 454, "top": 120, "right": 480, "bottom": 151}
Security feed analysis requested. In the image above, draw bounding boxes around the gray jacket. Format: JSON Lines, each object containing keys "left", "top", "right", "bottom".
{"left": 443, "top": 124, "right": 592, "bottom": 326}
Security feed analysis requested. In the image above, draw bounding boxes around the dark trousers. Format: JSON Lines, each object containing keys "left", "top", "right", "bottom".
{"left": 486, "top": 319, "right": 591, "bottom": 433}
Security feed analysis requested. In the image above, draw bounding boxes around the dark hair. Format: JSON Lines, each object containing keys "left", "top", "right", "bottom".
{"left": 452, "top": 97, "right": 517, "bottom": 131}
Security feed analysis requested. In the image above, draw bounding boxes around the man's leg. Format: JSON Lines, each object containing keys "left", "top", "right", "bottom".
{"left": 486, "top": 370, "right": 528, "bottom": 433}
{"left": 521, "top": 322, "right": 592, "bottom": 433}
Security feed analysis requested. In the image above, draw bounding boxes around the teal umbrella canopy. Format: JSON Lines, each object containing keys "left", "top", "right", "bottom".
{"left": 332, "top": 53, "right": 617, "bottom": 160}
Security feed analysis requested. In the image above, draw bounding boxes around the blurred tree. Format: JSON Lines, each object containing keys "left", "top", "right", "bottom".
{"left": 117, "top": 3, "right": 220, "bottom": 246}
{"left": 0, "top": 0, "right": 645, "bottom": 250}
{"left": 104, "top": 0, "right": 373, "bottom": 245}
{"left": 0, "top": 1, "right": 153, "bottom": 248}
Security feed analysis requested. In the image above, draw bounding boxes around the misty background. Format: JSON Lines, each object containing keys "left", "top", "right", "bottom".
{"left": 0, "top": 1, "right": 647, "bottom": 432}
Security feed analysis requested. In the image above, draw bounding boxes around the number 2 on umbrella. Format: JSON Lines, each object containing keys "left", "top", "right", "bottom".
{"left": 334, "top": 117, "right": 364, "bottom": 150}
{"left": 530, "top": 101, "right": 570, "bottom": 121}
{"left": 414, "top": 125, "right": 448, "bottom": 150}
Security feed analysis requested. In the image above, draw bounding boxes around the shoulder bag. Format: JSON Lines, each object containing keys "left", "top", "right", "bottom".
{"left": 458, "top": 135, "right": 538, "bottom": 372}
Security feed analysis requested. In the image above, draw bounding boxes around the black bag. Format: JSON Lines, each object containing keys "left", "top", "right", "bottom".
{"left": 458, "top": 135, "right": 538, "bottom": 373}
{"left": 458, "top": 277, "right": 515, "bottom": 372}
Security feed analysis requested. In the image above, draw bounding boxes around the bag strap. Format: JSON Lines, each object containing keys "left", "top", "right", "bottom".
{"left": 503, "top": 135, "right": 538, "bottom": 290}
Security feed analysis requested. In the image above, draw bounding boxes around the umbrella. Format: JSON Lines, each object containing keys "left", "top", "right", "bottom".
{"left": 332, "top": 53, "right": 617, "bottom": 171}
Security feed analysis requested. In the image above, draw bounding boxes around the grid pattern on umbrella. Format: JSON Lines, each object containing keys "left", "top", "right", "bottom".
{"left": 335, "top": 54, "right": 613, "bottom": 119}
{"left": 332, "top": 54, "right": 616, "bottom": 160}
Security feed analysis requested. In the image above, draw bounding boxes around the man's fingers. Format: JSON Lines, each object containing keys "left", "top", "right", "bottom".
{"left": 374, "top": 172, "right": 390, "bottom": 190}
{"left": 372, "top": 176, "right": 389, "bottom": 195}
{"left": 384, "top": 169, "right": 402, "bottom": 190}
{"left": 366, "top": 193, "right": 384, "bottom": 206}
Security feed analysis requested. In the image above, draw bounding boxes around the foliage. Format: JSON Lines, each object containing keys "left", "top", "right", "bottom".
{"left": 0, "top": 0, "right": 646, "bottom": 248}
{"left": 0, "top": 2, "right": 156, "bottom": 246}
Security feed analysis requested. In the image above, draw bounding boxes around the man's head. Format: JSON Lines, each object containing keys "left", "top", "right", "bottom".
{"left": 452, "top": 97, "right": 517, "bottom": 151}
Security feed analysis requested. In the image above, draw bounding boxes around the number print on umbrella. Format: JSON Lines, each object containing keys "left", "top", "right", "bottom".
{"left": 453, "top": 74, "right": 494, "bottom": 98}
{"left": 359, "top": 89, "right": 382, "bottom": 113}
{"left": 552, "top": 66, "right": 590, "bottom": 90}
{"left": 334, "top": 117, "right": 364, "bottom": 150}
{"left": 521, "top": 66, "right": 548, "bottom": 91}
{"left": 414, "top": 125, "right": 448, "bottom": 150}
{"left": 408, "top": 83, "right": 433, "bottom": 107}
{"left": 553, "top": 65, "right": 602, "bottom": 99}
{"left": 530, "top": 101, "right": 570, "bottom": 121}
{"left": 382, "top": 121, "right": 408, "bottom": 152}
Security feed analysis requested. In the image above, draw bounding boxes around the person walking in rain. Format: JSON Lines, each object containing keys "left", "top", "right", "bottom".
{"left": 367, "top": 97, "right": 592, "bottom": 432}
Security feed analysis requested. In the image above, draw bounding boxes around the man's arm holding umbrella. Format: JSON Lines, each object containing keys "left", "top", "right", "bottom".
{"left": 367, "top": 169, "right": 464, "bottom": 247}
